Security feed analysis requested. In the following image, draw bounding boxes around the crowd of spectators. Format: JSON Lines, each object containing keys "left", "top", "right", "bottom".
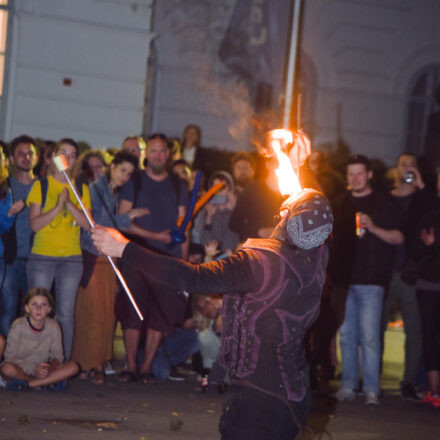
{"left": 0, "top": 128, "right": 438, "bottom": 410}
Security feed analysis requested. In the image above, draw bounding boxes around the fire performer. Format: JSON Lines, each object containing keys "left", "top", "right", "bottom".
{"left": 92, "top": 131, "right": 333, "bottom": 439}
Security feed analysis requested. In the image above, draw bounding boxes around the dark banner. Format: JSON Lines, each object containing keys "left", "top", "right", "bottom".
{"left": 219, "top": 0, "right": 292, "bottom": 87}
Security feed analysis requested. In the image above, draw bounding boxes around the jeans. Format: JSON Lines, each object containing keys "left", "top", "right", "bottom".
{"left": 199, "top": 327, "right": 221, "bottom": 369}
{"left": 26, "top": 253, "right": 83, "bottom": 360}
{"left": 151, "top": 328, "right": 199, "bottom": 380}
{"left": 0, "top": 258, "right": 28, "bottom": 337}
{"left": 339, "top": 284, "right": 384, "bottom": 394}
{"left": 381, "top": 271, "right": 422, "bottom": 385}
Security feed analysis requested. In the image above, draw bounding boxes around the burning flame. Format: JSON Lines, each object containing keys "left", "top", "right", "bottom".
{"left": 269, "top": 129, "right": 302, "bottom": 197}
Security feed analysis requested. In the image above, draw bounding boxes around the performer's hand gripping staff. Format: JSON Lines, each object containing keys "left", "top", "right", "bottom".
{"left": 53, "top": 154, "right": 144, "bottom": 321}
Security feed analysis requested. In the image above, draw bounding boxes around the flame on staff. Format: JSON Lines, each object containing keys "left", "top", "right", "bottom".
{"left": 268, "top": 129, "right": 302, "bottom": 197}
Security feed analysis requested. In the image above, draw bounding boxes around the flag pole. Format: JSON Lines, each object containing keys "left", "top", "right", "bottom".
{"left": 283, "top": 0, "right": 302, "bottom": 129}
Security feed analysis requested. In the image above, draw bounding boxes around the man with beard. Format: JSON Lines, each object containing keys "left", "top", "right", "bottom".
{"left": 231, "top": 152, "right": 255, "bottom": 195}
{"left": 115, "top": 133, "right": 189, "bottom": 384}
{"left": 229, "top": 156, "right": 284, "bottom": 242}
{"left": 0, "top": 135, "right": 38, "bottom": 337}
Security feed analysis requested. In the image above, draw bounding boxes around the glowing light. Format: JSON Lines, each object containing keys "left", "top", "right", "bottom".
{"left": 268, "top": 129, "right": 302, "bottom": 197}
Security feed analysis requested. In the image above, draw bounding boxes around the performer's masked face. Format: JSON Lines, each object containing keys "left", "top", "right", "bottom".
{"left": 272, "top": 189, "right": 333, "bottom": 250}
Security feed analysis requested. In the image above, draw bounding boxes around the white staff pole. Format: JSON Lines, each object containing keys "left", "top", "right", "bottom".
{"left": 53, "top": 155, "right": 144, "bottom": 321}
{"left": 283, "top": 0, "right": 302, "bottom": 129}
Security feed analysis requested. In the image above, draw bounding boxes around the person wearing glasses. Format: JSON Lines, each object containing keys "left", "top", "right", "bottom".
{"left": 121, "top": 135, "right": 147, "bottom": 169}
{"left": 73, "top": 150, "right": 106, "bottom": 185}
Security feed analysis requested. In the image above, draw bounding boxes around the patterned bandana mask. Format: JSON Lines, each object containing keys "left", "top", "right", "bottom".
{"left": 276, "top": 189, "right": 333, "bottom": 249}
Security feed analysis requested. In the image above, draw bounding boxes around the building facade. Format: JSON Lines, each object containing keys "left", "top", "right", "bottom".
{"left": 0, "top": 0, "right": 439, "bottom": 166}
{"left": 0, "top": 0, "right": 155, "bottom": 147}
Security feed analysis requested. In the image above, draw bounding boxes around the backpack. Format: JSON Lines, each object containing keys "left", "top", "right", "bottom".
{"left": 1, "top": 177, "right": 84, "bottom": 264}
{"left": 132, "top": 171, "right": 180, "bottom": 208}
{"left": 39, "top": 176, "right": 84, "bottom": 211}
{"left": 1, "top": 178, "right": 17, "bottom": 264}
{"left": 126, "top": 172, "right": 182, "bottom": 248}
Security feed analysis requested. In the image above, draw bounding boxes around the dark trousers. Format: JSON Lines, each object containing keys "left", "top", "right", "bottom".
{"left": 417, "top": 289, "right": 440, "bottom": 371}
{"left": 219, "top": 386, "right": 311, "bottom": 440}
{"left": 381, "top": 272, "right": 422, "bottom": 385}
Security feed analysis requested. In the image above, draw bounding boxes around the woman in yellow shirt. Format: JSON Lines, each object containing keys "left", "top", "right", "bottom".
{"left": 26, "top": 138, "right": 91, "bottom": 359}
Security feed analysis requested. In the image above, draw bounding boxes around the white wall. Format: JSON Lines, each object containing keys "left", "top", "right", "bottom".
{"left": 302, "top": 0, "right": 440, "bottom": 164}
{"left": 2, "top": 0, "right": 440, "bottom": 164}
{"left": 148, "top": 0, "right": 249, "bottom": 151}
{"left": 1, "top": 0, "right": 154, "bottom": 147}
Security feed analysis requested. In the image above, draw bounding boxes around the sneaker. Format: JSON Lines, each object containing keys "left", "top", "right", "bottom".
{"left": 0, "top": 375, "right": 7, "bottom": 388}
{"left": 419, "top": 393, "right": 439, "bottom": 406}
{"left": 334, "top": 388, "right": 356, "bottom": 401}
{"left": 365, "top": 392, "right": 380, "bottom": 406}
{"left": 168, "top": 367, "right": 187, "bottom": 382}
{"left": 45, "top": 380, "right": 67, "bottom": 392}
{"left": 6, "top": 379, "right": 29, "bottom": 392}
{"left": 401, "top": 382, "right": 418, "bottom": 400}
{"left": 201, "top": 375, "right": 208, "bottom": 392}
{"left": 431, "top": 397, "right": 440, "bottom": 408}
{"left": 104, "top": 361, "right": 116, "bottom": 375}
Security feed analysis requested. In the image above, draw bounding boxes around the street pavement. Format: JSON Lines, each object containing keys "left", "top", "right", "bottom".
{"left": 0, "top": 374, "right": 439, "bottom": 440}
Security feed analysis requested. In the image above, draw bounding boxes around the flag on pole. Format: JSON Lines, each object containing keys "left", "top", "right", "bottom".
{"left": 219, "top": 0, "right": 292, "bottom": 88}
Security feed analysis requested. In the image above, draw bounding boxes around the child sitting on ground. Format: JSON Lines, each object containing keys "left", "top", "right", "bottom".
{"left": 0, "top": 287, "right": 79, "bottom": 390}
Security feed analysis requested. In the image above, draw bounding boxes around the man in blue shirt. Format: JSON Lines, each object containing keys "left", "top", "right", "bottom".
{"left": 116, "top": 133, "right": 189, "bottom": 384}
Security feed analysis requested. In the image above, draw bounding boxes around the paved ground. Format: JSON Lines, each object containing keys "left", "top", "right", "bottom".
{"left": 0, "top": 326, "right": 437, "bottom": 440}
{"left": 1, "top": 374, "right": 439, "bottom": 440}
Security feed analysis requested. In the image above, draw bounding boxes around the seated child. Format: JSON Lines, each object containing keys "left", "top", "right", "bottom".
{"left": 0, "top": 287, "right": 79, "bottom": 390}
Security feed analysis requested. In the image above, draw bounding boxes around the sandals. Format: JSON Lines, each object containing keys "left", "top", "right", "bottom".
{"left": 139, "top": 372, "right": 157, "bottom": 385}
{"left": 88, "top": 368, "right": 105, "bottom": 385}
{"left": 78, "top": 371, "right": 88, "bottom": 380}
{"left": 114, "top": 369, "right": 157, "bottom": 384}
{"left": 115, "top": 370, "right": 138, "bottom": 383}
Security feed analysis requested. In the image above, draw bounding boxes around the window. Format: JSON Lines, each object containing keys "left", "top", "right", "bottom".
{"left": 405, "top": 65, "right": 440, "bottom": 155}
